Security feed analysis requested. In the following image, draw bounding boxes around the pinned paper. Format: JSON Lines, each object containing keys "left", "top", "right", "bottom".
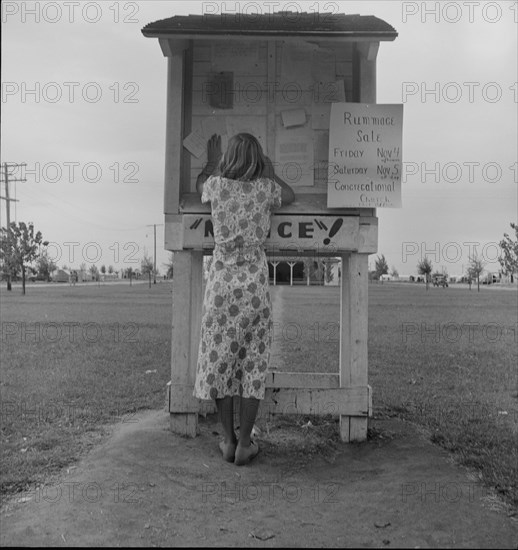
{"left": 281, "top": 108, "right": 306, "bottom": 128}
{"left": 183, "top": 129, "right": 206, "bottom": 158}
{"left": 275, "top": 126, "right": 314, "bottom": 187}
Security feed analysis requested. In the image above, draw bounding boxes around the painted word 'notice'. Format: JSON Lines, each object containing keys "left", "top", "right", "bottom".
{"left": 328, "top": 103, "right": 403, "bottom": 208}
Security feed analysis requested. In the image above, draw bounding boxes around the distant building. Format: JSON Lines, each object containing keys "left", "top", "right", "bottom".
{"left": 53, "top": 269, "right": 70, "bottom": 283}
{"left": 267, "top": 256, "right": 340, "bottom": 286}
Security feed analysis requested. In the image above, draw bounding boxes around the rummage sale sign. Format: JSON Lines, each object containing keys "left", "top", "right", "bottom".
{"left": 327, "top": 103, "right": 403, "bottom": 208}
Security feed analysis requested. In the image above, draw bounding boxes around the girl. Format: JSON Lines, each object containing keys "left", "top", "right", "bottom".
{"left": 194, "top": 133, "right": 295, "bottom": 465}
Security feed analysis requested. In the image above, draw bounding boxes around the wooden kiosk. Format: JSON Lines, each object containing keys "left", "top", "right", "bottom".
{"left": 142, "top": 12, "right": 398, "bottom": 442}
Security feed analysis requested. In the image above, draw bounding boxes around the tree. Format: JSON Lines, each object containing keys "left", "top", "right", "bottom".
{"left": 323, "top": 259, "right": 335, "bottom": 284}
{"left": 79, "top": 262, "right": 87, "bottom": 283}
{"left": 0, "top": 222, "right": 48, "bottom": 294}
{"left": 100, "top": 265, "right": 106, "bottom": 275}
{"left": 36, "top": 250, "right": 57, "bottom": 282}
{"left": 417, "top": 257, "right": 433, "bottom": 290}
{"left": 498, "top": 222, "right": 518, "bottom": 280}
{"left": 302, "top": 257, "right": 314, "bottom": 286}
{"left": 375, "top": 254, "right": 389, "bottom": 280}
{"left": 126, "top": 267, "right": 134, "bottom": 286}
{"left": 108, "top": 265, "right": 114, "bottom": 274}
{"left": 89, "top": 264, "right": 99, "bottom": 282}
{"left": 141, "top": 254, "right": 154, "bottom": 288}
{"left": 467, "top": 254, "right": 485, "bottom": 292}
{"left": 390, "top": 266, "right": 399, "bottom": 279}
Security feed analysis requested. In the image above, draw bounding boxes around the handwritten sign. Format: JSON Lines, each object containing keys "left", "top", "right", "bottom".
{"left": 327, "top": 103, "right": 403, "bottom": 208}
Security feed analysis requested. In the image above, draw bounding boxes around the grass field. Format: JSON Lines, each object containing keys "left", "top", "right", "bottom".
{"left": 0, "top": 282, "right": 172, "bottom": 498}
{"left": 1, "top": 281, "right": 517, "bottom": 506}
{"left": 274, "top": 283, "right": 518, "bottom": 507}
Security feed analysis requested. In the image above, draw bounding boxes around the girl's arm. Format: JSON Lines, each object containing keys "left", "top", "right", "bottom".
{"left": 196, "top": 134, "right": 222, "bottom": 196}
{"left": 264, "top": 156, "right": 295, "bottom": 205}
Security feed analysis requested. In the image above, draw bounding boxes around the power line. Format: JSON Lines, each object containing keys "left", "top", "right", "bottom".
{"left": 0, "top": 162, "right": 25, "bottom": 290}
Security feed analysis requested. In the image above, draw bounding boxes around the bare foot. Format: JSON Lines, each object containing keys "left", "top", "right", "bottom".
{"left": 234, "top": 441, "right": 259, "bottom": 466}
{"left": 219, "top": 440, "right": 236, "bottom": 463}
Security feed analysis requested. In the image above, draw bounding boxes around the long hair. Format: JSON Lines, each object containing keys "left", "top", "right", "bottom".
{"left": 218, "top": 133, "right": 266, "bottom": 181}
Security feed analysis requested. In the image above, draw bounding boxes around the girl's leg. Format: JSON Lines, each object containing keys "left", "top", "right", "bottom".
{"left": 216, "top": 397, "right": 237, "bottom": 462}
{"left": 235, "top": 397, "right": 260, "bottom": 465}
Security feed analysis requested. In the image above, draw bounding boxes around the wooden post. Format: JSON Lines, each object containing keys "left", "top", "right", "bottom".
{"left": 271, "top": 261, "right": 279, "bottom": 286}
{"left": 339, "top": 253, "right": 369, "bottom": 441}
{"left": 170, "top": 250, "right": 203, "bottom": 436}
{"left": 162, "top": 39, "right": 188, "bottom": 215}
{"left": 288, "top": 261, "right": 296, "bottom": 286}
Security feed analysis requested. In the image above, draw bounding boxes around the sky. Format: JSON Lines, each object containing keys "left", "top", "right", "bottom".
{"left": 1, "top": 0, "right": 517, "bottom": 277}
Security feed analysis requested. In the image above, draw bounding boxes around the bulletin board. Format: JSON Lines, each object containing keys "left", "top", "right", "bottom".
{"left": 181, "top": 39, "right": 355, "bottom": 198}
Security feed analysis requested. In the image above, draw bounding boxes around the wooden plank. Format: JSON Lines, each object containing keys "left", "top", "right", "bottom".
{"left": 181, "top": 43, "right": 193, "bottom": 197}
{"left": 259, "top": 386, "right": 370, "bottom": 418}
{"left": 170, "top": 413, "right": 198, "bottom": 437}
{"left": 267, "top": 41, "right": 277, "bottom": 158}
{"left": 170, "top": 251, "right": 200, "bottom": 435}
{"left": 266, "top": 371, "right": 339, "bottom": 389}
{"left": 358, "top": 220, "right": 378, "bottom": 254}
{"left": 189, "top": 250, "right": 204, "bottom": 388}
{"left": 164, "top": 214, "right": 183, "bottom": 251}
{"left": 164, "top": 49, "right": 185, "bottom": 215}
{"left": 339, "top": 252, "right": 369, "bottom": 441}
{"left": 179, "top": 192, "right": 375, "bottom": 217}
{"left": 146, "top": 33, "right": 396, "bottom": 44}
{"left": 355, "top": 41, "right": 378, "bottom": 104}
{"left": 164, "top": 212, "right": 378, "bottom": 253}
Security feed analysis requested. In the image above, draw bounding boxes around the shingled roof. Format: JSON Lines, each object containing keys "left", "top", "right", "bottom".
{"left": 142, "top": 12, "right": 397, "bottom": 39}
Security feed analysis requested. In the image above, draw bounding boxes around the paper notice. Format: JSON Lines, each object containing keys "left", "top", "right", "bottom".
{"left": 327, "top": 103, "right": 403, "bottom": 208}
{"left": 281, "top": 108, "right": 307, "bottom": 128}
{"left": 183, "top": 129, "right": 206, "bottom": 158}
{"left": 275, "top": 127, "right": 314, "bottom": 187}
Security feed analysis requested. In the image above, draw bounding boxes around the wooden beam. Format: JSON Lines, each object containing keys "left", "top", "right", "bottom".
{"left": 259, "top": 386, "right": 370, "bottom": 419}
{"left": 267, "top": 41, "right": 277, "bottom": 159}
{"left": 339, "top": 253, "right": 369, "bottom": 441}
{"left": 164, "top": 42, "right": 189, "bottom": 215}
{"left": 266, "top": 371, "right": 339, "bottom": 389}
{"left": 169, "top": 251, "right": 203, "bottom": 436}
{"left": 355, "top": 41, "right": 378, "bottom": 103}
{"left": 159, "top": 38, "right": 189, "bottom": 57}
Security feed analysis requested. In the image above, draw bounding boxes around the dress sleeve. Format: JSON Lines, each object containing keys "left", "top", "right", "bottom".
{"left": 201, "top": 176, "right": 216, "bottom": 204}
{"left": 269, "top": 179, "right": 282, "bottom": 209}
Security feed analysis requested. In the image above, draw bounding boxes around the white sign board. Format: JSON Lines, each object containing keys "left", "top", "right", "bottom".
{"left": 327, "top": 103, "right": 403, "bottom": 208}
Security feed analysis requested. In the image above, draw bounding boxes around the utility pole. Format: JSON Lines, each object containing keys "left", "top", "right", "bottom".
{"left": 146, "top": 223, "right": 164, "bottom": 284}
{"left": 0, "top": 163, "right": 24, "bottom": 291}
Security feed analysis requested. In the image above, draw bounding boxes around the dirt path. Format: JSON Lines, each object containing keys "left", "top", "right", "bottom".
{"left": 1, "top": 408, "right": 517, "bottom": 547}
{"left": 1, "top": 285, "right": 517, "bottom": 547}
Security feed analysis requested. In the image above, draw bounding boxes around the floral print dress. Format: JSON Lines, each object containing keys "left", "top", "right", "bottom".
{"left": 193, "top": 175, "right": 282, "bottom": 401}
